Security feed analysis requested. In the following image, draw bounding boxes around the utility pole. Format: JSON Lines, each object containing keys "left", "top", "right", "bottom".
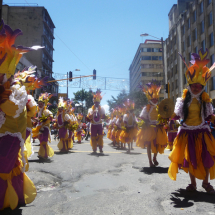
{"left": 67, "top": 72, "right": 68, "bottom": 99}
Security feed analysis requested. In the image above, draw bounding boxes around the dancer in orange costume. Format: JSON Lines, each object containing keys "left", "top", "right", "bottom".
{"left": 75, "top": 113, "right": 84, "bottom": 143}
{"left": 120, "top": 99, "right": 138, "bottom": 153}
{"left": 136, "top": 80, "right": 167, "bottom": 167}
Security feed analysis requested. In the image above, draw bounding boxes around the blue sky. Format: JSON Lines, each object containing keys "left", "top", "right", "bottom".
{"left": 4, "top": 0, "right": 177, "bottom": 112}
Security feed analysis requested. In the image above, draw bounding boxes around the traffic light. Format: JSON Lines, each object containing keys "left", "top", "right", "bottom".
{"left": 93, "top": 69, "right": 96, "bottom": 80}
{"left": 165, "top": 84, "right": 168, "bottom": 93}
{"left": 69, "top": 71, "right": 72, "bottom": 82}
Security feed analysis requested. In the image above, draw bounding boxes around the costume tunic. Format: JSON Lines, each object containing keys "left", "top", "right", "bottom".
{"left": 136, "top": 103, "right": 167, "bottom": 153}
{"left": 120, "top": 113, "right": 138, "bottom": 144}
{"left": 57, "top": 112, "right": 71, "bottom": 151}
{"left": 168, "top": 88, "right": 215, "bottom": 180}
{"left": 88, "top": 105, "right": 105, "bottom": 151}
{"left": 0, "top": 84, "right": 37, "bottom": 210}
{"left": 32, "top": 107, "right": 54, "bottom": 159}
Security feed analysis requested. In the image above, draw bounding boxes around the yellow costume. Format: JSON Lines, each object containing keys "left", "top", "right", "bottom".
{"left": 32, "top": 93, "right": 54, "bottom": 159}
{"left": 136, "top": 80, "right": 167, "bottom": 154}
{"left": 168, "top": 49, "right": 215, "bottom": 185}
{"left": 0, "top": 20, "right": 43, "bottom": 210}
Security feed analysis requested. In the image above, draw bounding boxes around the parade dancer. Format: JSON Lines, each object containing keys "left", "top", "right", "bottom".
{"left": 87, "top": 89, "right": 105, "bottom": 153}
{"left": 136, "top": 80, "right": 167, "bottom": 167}
{"left": 14, "top": 66, "right": 48, "bottom": 171}
{"left": 168, "top": 49, "right": 215, "bottom": 193}
{"left": 75, "top": 113, "right": 84, "bottom": 143}
{"left": 115, "top": 107, "right": 125, "bottom": 149}
{"left": 120, "top": 99, "right": 138, "bottom": 153}
{"left": 0, "top": 20, "right": 42, "bottom": 210}
{"left": 32, "top": 93, "right": 54, "bottom": 159}
{"left": 56, "top": 97, "right": 71, "bottom": 152}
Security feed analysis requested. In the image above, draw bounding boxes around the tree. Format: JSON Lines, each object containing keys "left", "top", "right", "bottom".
{"left": 73, "top": 89, "right": 94, "bottom": 113}
{"left": 107, "top": 89, "right": 148, "bottom": 115}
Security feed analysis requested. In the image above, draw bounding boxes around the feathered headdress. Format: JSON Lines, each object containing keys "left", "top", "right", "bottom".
{"left": 140, "top": 80, "right": 161, "bottom": 100}
{"left": 0, "top": 20, "right": 43, "bottom": 78}
{"left": 58, "top": 97, "right": 66, "bottom": 109}
{"left": 38, "top": 92, "right": 53, "bottom": 106}
{"left": 77, "top": 113, "right": 83, "bottom": 120}
{"left": 179, "top": 48, "right": 215, "bottom": 86}
{"left": 123, "top": 99, "right": 135, "bottom": 110}
{"left": 92, "top": 89, "right": 103, "bottom": 102}
{"left": 14, "top": 66, "right": 49, "bottom": 91}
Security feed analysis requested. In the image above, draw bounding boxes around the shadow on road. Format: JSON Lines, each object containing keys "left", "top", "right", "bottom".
{"left": 28, "top": 159, "right": 53, "bottom": 163}
{"left": 139, "top": 167, "right": 169, "bottom": 174}
{"left": 1, "top": 207, "right": 22, "bottom": 215}
{"left": 122, "top": 152, "right": 142, "bottom": 155}
{"left": 54, "top": 151, "right": 75, "bottom": 155}
{"left": 88, "top": 152, "right": 109, "bottom": 157}
{"left": 170, "top": 189, "right": 215, "bottom": 208}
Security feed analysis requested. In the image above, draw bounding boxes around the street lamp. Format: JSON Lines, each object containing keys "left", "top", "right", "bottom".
{"left": 67, "top": 69, "right": 80, "bottom": 99}
{"left": 140, "top": 33, "right": 166, "bottom": 97}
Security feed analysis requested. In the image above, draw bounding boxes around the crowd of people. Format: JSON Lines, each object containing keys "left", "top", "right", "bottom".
{"left": 1, "top": 20, "right": 215, "bottom": 212}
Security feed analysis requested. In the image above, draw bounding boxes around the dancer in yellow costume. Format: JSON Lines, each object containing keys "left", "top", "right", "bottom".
{"left": 87, "top": 89, "right": 105, "bottom": 153}
{"left": 120, "top": 99, "right": 138, "bottom": 153}
{"left": 0, "top": 20, "right": 43, "bottom": 210}
{"left": 56, "top": 97, "right": 71, "bottom": 152}
{"left": 75, "top": 113, "right": 84, "bottom": 143}
{"left": 32, "top": 93, "right": 54, "bottom": 159}
{"left": 115, "top": 107, "right": 125, "bottom": 149}
{"left": 107, "top": 109, "right": 114, "bottom": 140}
{"left": 136, "top": 80, "right": 167, "bottom": 167}
{"left": 69, "top": 107, "right": 78, "bottom": 143}
{"left": 14, "top": 66, "right": 48, "bottom": 171}
{"left": 168, "top": 49, "right": 215, "bottom": 193}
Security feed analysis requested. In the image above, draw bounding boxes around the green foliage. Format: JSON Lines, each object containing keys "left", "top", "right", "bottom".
{"left": 49, "top": 106, "right": 58, "bottom": 116}
{"left": 107, "top": 89, "right": 148, "bottom": 115}
{"left": 73, "top": 89, "right": 94, "bottom": 110}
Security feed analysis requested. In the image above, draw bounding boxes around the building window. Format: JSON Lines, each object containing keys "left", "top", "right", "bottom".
{"left": 152, "top": 56, "right": 158, "bottom": 60}
{"left": 142, "top": 56, "right": 151, "bottom": 60}
{"left": 200, "top": 1, "right": 204, "bottom": 14}
{"left": 209, "top": 12, "right": 213, "bottom": 26}
{"left": 202, "top": 40, "right": 206, "bottom": 52}
{"left": 159, "top": 56, "right": 163, "bottom": 61}
{"left": 193, "top": 28, "right": 197, "bottom": 41}
{"left": 201, "top": 20, "right": 205, "bottom": 34}
{"left": 188, "top": 18, "right": 190, "bottom": 29}
{"left": 152, "top": 48, "right": 160, "bottom": 52}
{"left": 193, "top": 10, "right": 196, "bottom": 23}
{"left": 182, "top": 25, "right": 185, "bottom": 35}
{"left": 208, "top": 0, "right": 212, "bottom": 5}
{"left": 209, "top": 32, "right": 214, "bottom": 47}
{"left": 142, "top": 48, "right": 151, "bottom": 52}
{"left": 187, "top": 35, "right": 191, "bottom": 47}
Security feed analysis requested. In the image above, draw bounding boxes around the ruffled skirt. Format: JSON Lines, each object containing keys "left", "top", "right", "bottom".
{"left": 168, "top": 128, "right": 215, "bottom": 181}
{"left": 136, "top": 125, "right": 167, "bottom": 154}
{"left": 119, "top": 127, "right": 138, "bottom": 144}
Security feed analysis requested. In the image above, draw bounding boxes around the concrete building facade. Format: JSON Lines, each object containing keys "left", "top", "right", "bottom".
{"left": 2, "top": 5, "right": 58, "bottom": 98}
{"left": 164, "top": 0, "right": 215, "bottom": 104}
{"left": 129, "top": 40, "right": 164, "bottom": 100}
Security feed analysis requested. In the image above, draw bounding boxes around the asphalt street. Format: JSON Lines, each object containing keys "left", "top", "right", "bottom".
{"left": 2, "top": 130, "right": 215, "bottom": 215}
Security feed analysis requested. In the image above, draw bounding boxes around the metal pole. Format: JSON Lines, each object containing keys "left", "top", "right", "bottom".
{"left": 67, "top": 72, "right": 68, "bottom": 99}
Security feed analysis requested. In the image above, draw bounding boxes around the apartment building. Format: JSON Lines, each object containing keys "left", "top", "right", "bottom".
{"left": 129, "top": 40, "right": 164, "bottom": 100}
{"left": 164, "top": 0, "right": 215, "bottom": 104}
{"left": 2, "top": 5, "right": 58, "bottom": 98}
